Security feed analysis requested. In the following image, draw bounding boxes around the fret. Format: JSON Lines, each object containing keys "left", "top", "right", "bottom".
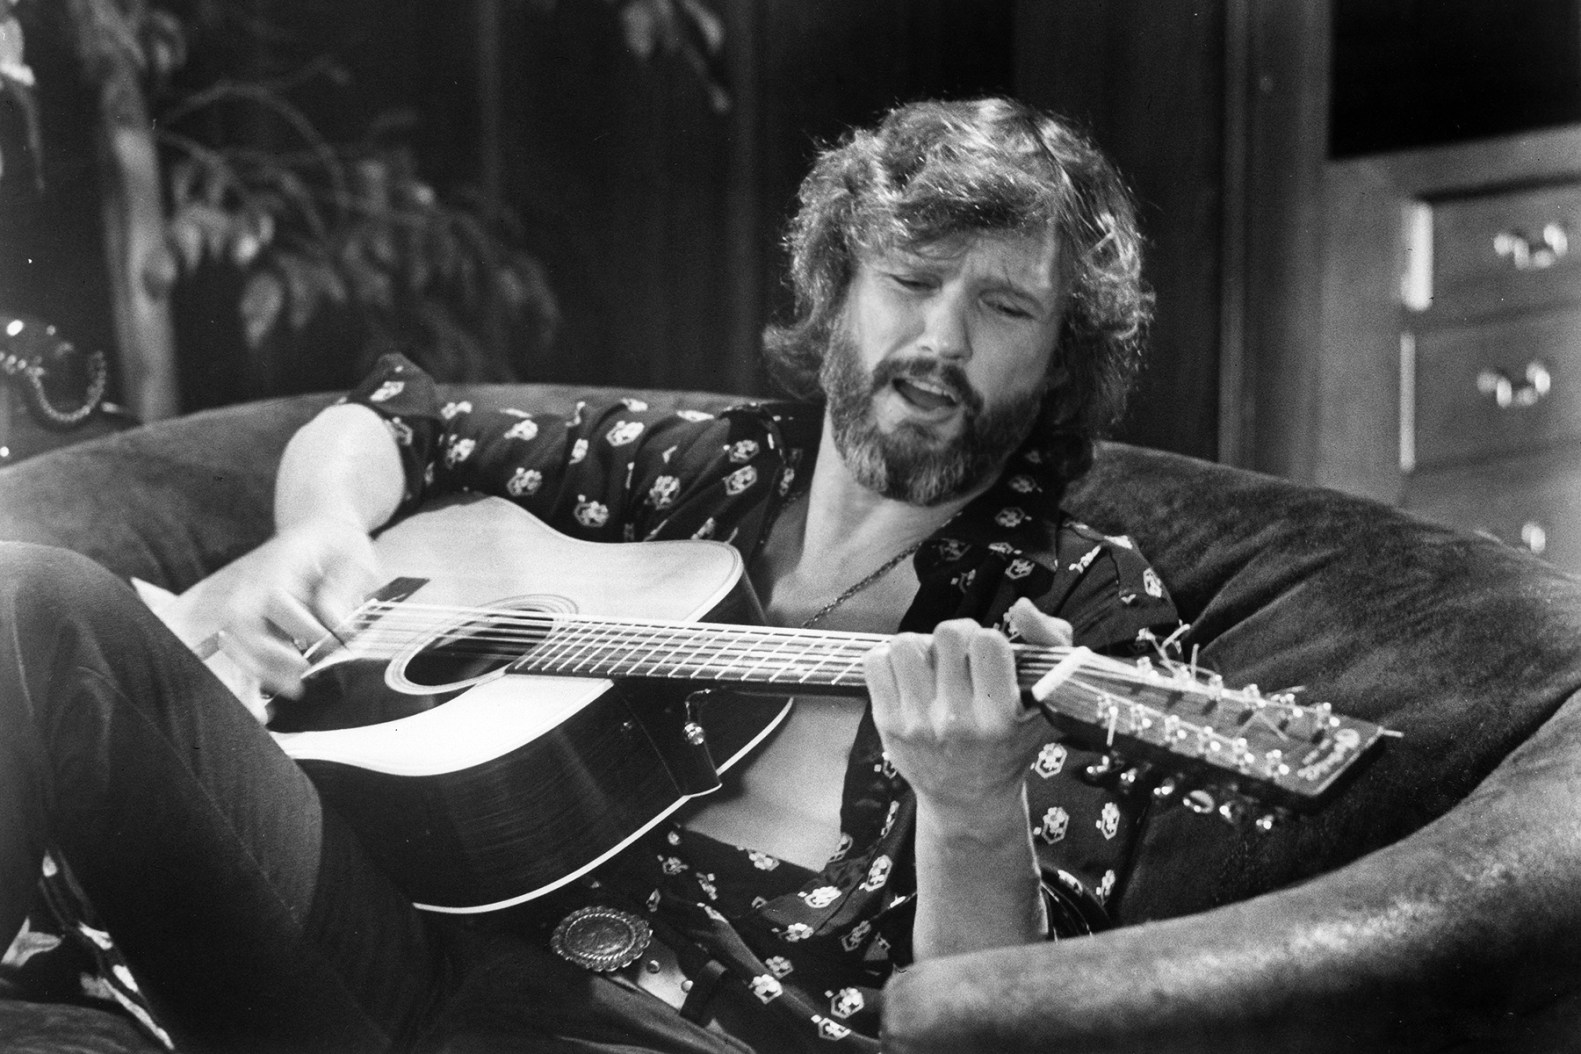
{"left": 717, "top": 624, "right": 769, "bottom": 681}
{"left": 601, "top": 621, "right": 653, "bottom": 679}
{"left": 530, "top": 621, "right": 587, "bottom": 675}
{"left": 561, "top": 621, "right": 615, "bottom": 675}
{"left": 689, "top": 625, "right": 744, "bottom": 681}
{"left": 672, "top": 623, "right": 724, "bottom": 681}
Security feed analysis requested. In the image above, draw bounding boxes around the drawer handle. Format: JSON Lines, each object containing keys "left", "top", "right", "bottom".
{"left": 1520, "top": 522, "right": 1548, "bottom": 557}
{"left": 1493, "top": 223, "right": 1569, "bottom": 271}
{"left": 1476, "top": 361, "right": 1551, "bottom": 409}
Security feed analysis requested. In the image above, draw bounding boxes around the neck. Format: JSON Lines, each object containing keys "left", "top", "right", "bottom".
{"left": 751, "top": 416, "right": 996, "bottom": 630}
{"left": 797, "top": 416, "right": 988, "bottom": 561}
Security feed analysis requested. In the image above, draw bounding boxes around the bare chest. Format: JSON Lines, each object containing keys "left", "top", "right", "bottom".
{"left": 680, "top": 694, "right": 867, "bottom": 869}
{"left": 679, "top": 529, "right": 919, "bottom": 867}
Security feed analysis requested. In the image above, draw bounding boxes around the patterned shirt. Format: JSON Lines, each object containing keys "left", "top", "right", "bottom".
{"left": 346, "top": 354, "right": 1180, "bottom": 1049}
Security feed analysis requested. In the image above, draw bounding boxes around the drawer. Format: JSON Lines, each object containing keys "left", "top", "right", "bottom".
{"left": 1404, "top": 446, "right": 1581, "bottom": 574}
{"left": 1407, "top": 304, "right": 1581, "bottom": 469}
{"left": 1406, "top": 181, "right": 1581, "bottom": 319}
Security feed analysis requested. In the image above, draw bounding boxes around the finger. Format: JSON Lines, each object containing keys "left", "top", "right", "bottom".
{"left": 315, "top": 549, "right": 381, "bottom": 632}
{"left": 267, "top": 590, "right": 335, "bottom": 652}
{"left": 965, "top": 629, "right": 1023, "bottom": 726}
{"left": 1006, "top": 597, "right": 1073, "bottom": 647}
{"left": 886, "top": 633, "right": 937, "bottom": 704}
{"left": 863, "top": 643, "right": 903, "bottom": 729}
{"left": 218, "top": 630, "right": 306, "bottom": 699}
{"left": 929, "top": 621, "right": 977, "bottom": 726}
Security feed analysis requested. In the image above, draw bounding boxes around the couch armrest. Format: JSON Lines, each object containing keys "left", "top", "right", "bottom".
{"left": 881, "top": 688, "right": 1581, "bottom": 1053}
{"left": 0, "top": 394, "right": 338, "bottom": 590}
{"left": 0, "top": 383, "right": 743, "bottom": 591}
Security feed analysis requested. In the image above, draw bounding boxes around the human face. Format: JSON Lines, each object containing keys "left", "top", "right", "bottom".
{"left": 820, "top": 231, "right": 1064, "bottom": 506}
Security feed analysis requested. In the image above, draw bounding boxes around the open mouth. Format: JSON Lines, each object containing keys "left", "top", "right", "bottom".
{"left": 892, "top": 376, "right": 962, "bottom": 414}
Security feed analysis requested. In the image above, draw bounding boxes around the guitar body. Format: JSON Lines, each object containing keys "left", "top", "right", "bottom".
{"left": 194, "top": 497, "right": 790, "bottom": 914}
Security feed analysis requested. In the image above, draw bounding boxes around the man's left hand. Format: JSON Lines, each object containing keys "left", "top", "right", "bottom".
{"left": 863, "top": 598, "right": 1072, "bottom": 817}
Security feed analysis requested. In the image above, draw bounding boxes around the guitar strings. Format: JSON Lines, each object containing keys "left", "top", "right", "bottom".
{"left": 325, "top": 604, "right": 1181, "bottom": 697}
{"left": 289, "top": 599, "right": 1368, "bottom": 800}
{"left": 310, "top": 599, "right": 1242, "bottom": 703}
{"left": 297, "top": 602, "right": 1342, "bottom": 782}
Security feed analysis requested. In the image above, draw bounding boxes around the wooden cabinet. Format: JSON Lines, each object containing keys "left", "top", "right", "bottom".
{"left": 1021, "top": 0, "right": 1581, "bottom": 572}
{"left": 1320, "top": 126, "right": 1581, "bottom": 570}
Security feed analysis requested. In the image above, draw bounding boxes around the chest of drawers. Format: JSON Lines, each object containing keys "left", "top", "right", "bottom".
{"left": 1318, "top": 125, "right": 1581, "bottom": 573}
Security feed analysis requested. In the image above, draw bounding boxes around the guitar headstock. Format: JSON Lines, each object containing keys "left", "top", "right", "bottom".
{"left": 1021, "top": 645, "right": 1392, "bottom": 827}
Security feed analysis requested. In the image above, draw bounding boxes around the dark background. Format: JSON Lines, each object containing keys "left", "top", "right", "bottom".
{"left": 2, "top": 0, "right": 1578, "bottom": 461}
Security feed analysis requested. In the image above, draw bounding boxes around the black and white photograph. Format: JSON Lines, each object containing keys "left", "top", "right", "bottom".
{"left": 1, "top": 2, "right": 1578, "bottom": 1051}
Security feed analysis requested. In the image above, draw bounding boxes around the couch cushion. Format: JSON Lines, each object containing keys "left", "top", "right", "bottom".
{"left": 1065, "top": 443, "right": 1581, "bottom": 922}
{"left": 0, "top": 999, "right": 162, "bottom": 1054}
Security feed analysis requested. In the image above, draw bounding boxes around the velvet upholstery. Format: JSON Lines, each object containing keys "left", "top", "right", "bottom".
{"left": 1, "top": 384, "right": 1579, "bottom": 1052}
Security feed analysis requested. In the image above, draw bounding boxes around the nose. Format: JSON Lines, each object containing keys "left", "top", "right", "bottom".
{"left": 917, "top": 291, "right": 970, "bottom": 362}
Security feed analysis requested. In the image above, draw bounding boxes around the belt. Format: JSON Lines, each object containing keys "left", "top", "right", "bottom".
{"left": 550, "top": 906, "right": 727, "bottom": 1024}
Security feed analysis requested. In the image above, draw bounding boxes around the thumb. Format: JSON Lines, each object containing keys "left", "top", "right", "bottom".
{"left": 1006, "top": 597, "right": 1073, "bottom": 647}
{"left": 314, "top": 540, "right": 380, "bottom": 633}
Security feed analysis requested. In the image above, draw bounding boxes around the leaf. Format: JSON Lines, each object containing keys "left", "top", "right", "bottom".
{"left": 339, "top": 240, "right": 395, "bottom": 311}
{"left": 0, "top": 15, "right": 34, "bottom": 85}
{"left": 0, "top": 66, "right": 44, "bottom": 189}
{"left": 167, "top": 158, "right": 203, "bottom": 209}
{"left": 165, "top": 217, "right": 202, "bottom": 274}
{"left": 273, "top": 251, "right": 325, "bottom": 330}
{"left": 239, "top": 270, "right": 286, "bottom": 349}
{"left": 141, "top": 9, "right": 189, "bottom": 80}
{"left": 174, "top": 202, "right": 234, "bottom": 261}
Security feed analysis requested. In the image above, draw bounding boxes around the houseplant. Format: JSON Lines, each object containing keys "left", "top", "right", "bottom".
{"left": 0, "top": 0, "right": 727, "bottom": 419}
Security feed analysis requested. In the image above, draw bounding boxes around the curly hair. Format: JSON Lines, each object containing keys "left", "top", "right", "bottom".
{"left": 763, "top": 97, "right": 1152, "bottom": 487}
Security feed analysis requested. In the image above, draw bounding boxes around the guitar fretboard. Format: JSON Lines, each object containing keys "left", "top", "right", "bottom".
{"left": 347, "top": 603, "right": 1389, "bottom": 812}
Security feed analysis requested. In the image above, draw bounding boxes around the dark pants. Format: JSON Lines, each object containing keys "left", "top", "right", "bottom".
{"left": 0, "top": 543, "right": 755, "bottom": 1054}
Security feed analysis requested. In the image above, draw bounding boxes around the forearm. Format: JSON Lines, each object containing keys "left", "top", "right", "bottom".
{"left": 274, "top": 403, "right": 405, "bottom": 534}
{"left": 911, "top": 784, "right": 1047, "bottom": 960}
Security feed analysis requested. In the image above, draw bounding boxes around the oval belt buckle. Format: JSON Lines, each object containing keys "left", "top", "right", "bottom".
{"left": 551, "top": 906, "right": 653, "bottom": 972}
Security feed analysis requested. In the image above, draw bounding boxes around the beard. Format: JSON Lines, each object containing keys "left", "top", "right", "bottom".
{"left": 819, "top": 327, "right": 1046, "bottom": 506}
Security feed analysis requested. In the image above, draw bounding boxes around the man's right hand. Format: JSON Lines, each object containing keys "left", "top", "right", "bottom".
{"left": 214, "top": 517, "right": 383, "bottom": 699}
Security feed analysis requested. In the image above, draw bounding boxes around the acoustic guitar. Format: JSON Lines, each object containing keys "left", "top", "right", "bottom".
{"left": 165, "top": 496, "right": 1390, "bottom": 914}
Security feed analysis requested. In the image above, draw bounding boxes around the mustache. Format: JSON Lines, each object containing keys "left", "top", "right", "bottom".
{"left": 870, "top": 358, "right": 985, "bottom": 415}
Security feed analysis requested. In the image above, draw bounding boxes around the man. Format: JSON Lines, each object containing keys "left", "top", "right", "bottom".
{"left": 0, "top": 97, "right": 1174, "bottom": 1052}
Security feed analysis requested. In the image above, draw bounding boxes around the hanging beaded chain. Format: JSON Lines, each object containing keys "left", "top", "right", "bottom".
{"left": 1, "top": 318, "right": 108, "bottom": 428}
{"left": 772, "top": 486, "right": 936, "bottom": 630}
{"left": 798, "top": 537, "right": 926, "bottom": 629}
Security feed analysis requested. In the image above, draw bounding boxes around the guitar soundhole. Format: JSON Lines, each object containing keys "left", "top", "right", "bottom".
{"left": 401, "top": 596, "right": 566, "bottom": 689}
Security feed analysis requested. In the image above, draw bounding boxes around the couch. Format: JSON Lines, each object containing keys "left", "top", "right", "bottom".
{"left": 1, "top": 383, "right": 1579, "bottom": 1053}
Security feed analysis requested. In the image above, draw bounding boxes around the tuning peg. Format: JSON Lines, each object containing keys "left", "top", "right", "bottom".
{"left": 1216, "top": 797, "right": 1249, "bottom": 826}
{"left": 1260, "top": 748, "right": 1287, "bottom": 779}
{"left": 1085, "top": 753, "right": 1120, "bottom": 780}
{"left": 1254, "top": 812, "right": 1280, "bottom": 834}
{"left": 1182, "top": 788, "right": 1216, "bottom": 815}
{"left": 1116, "top": 763, "right": 1151, "bottom": 794}
{"left": 1152, "top": 776, "right": 1179, "bottom": 802}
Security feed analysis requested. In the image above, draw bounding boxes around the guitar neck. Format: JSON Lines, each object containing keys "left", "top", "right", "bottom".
{"left": 509, "top": 616, "right": 926, "bottom": 693}
{"left": 493, "top": 613, "right": 1386, "bottom": 812}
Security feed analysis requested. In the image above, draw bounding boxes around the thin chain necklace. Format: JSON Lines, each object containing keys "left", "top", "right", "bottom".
{"left": 773, "top": 487, "right": 928, "bottom": 629}
{"left": 799, "top": 539, "right": 926, "bottom": 629}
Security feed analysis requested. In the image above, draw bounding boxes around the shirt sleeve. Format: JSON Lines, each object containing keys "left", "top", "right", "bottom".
{"left": 343, "top": 354, "right": 787, "bottom": 546}
{"left": 1041, "top": 520, "right": 1179, "bottom": 655}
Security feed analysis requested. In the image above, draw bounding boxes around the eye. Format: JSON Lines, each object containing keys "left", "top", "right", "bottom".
{"left": 987, "top": 297, "right": 1034, "bottom": 320}
{"left": 887, "top": 272, "right": 933, "bottom": 293}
